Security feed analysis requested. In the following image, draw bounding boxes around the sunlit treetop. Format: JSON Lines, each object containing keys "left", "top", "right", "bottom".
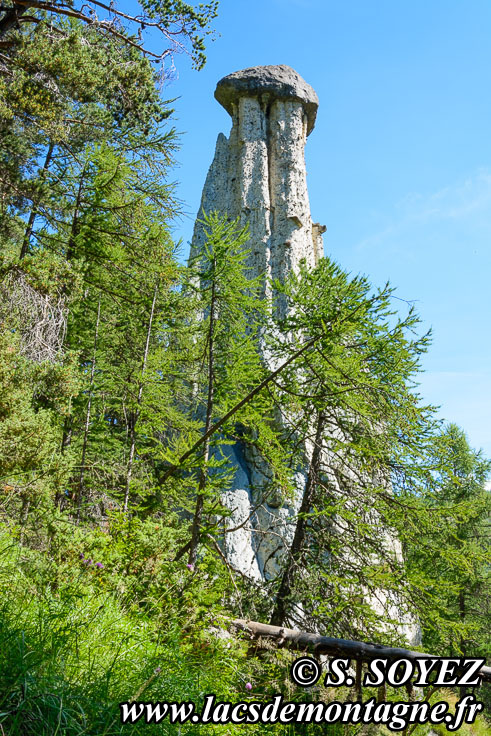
{"left": 0, "top": 0, "right": 218, "bottom": 71}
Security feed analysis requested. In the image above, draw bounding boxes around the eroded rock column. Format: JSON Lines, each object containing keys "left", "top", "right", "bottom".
{"left": 190, "top": 65, "right": 321, "bottom": 301}
{"left": 190, "top": 65, "right": 324, "bottom": 580}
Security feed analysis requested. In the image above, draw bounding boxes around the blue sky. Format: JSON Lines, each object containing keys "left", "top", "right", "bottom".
{"left": 159, "top": 0, "right": 491, "bottom": 456}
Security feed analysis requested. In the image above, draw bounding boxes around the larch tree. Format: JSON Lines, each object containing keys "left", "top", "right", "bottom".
{"left": 265, "top": 258, "right": 436, "bottom": 640}
{"left": 406, "top": 423, "right": 490, "bottom": 659}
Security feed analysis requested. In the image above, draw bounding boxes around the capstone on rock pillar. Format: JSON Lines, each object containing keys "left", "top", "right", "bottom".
{"left": 190, "top": 65, "right": 323, "bottom": 312}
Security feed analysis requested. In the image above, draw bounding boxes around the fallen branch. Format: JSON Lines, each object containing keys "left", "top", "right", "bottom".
{"left": 229, "top": 618, "right": 491, "bottom": 684}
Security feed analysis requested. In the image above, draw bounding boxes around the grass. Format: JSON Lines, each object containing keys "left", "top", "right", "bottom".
{"left": 0, "top": 526, "right": 487, "bottom": 735}
{"left": 0, "top": 528, "right": 250, "bottom": 735}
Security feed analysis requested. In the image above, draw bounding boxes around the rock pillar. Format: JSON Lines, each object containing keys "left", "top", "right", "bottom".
{"left": 190, "top": 66, "right": 324, "bottom": 580}
{"left": 190, "top": 65, "right": 322, "bottom": 310}
{"left": 189, "top": 66, "right": 420, "bottom": 644}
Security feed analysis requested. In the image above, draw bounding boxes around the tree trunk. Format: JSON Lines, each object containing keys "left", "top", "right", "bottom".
{"left": 60, "top": 417, "right": 72, "bottom": 453}
{"left": 77, "top": 296, "right": 101, "bottom": 520}
{"left": 187, "top": 267, "right": 216, "bottom": 566}
{"left": 0, "top": 1, "right": 35, "bottom": 37}
{"left": 19, "top": 492, "right": 30, "bottom": 546}
{"left": 67, "top": 162, "right": 87, "bottom": 261}
{"left": 459, "top": 589, "right": 466, "bottom": 654}
{"left": 230, "top": 617, "right": 491, "bottom": 683}
{"left": 20, "top": 142, "right": 54, "bottom": 259}
{"left": 123, "top": 282, "right": 158, "bottom": 512}
{"left": 270, "top": 410, "right": 326, "bottom": 626}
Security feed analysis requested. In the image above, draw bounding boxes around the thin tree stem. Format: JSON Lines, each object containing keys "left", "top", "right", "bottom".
{"left": 123, "top": 280, "right": 158, "bottom": 512}
{"left": 20, "top": 142, "right": 54, "bottom": 259}
{"left": 187, "top": 264, "right": 216, "bottom": 565}
{"left": 67, "top": 162, "right": 87, "bottom": 261}
{"left": 77, "top": 296, "right": 101, "bottom": 520}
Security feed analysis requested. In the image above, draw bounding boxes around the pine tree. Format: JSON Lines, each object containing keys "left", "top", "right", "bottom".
{"left": 58, "top": 143, "right": 179, "bottom": 516}
{"left": 0, "top": 0, "right": 218, "bottom": 71}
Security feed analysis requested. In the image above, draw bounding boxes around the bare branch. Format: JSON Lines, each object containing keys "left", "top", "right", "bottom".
{"left": 229, "top": 618, "right": 491, "bottom": 683}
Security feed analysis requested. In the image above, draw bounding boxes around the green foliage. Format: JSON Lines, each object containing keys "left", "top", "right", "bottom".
{"left": 0, "top": 525, "right": 256, "bottom": 735}
{"left": 0, "top": 0, "right": 218, "bottom": 72}
{"left": 2, "top": 517, "right": 487, "bottom": 735}
{"left": 0, "top": 329, "right": 75, "bottom": 537}
{"left": 405, "top": 424, "right": 490, "bottom": 705}
{"left": 1, "top": 22, "right": 180, "bottom": 514}
{"left": 163, "top": 212, "right": 293, "bottom": 565}
{"left": 0, "top": 17, "right": 175, "bottom": 249}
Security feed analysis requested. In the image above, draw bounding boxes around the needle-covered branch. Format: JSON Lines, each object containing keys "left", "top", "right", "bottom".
{"left": 0, "top": 0, "right": 218, "bottom": 70}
